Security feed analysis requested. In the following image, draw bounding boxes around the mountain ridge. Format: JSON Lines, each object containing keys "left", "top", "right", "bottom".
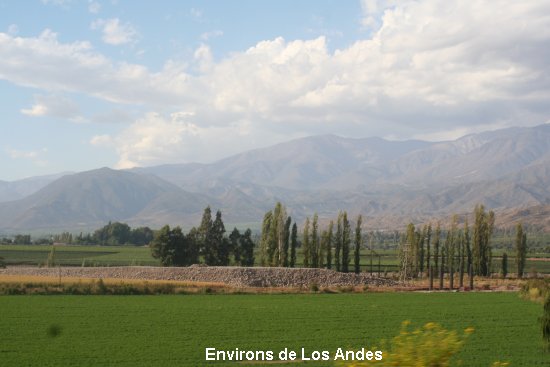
{"left": 1, "top": 124, "right": 550, "bottom": 232}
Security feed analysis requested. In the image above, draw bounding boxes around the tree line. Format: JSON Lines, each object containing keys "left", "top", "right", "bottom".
{"left": 149, "top": 206, "right": 255, "bottom": 267}
{"left": 0, "top": 222, "right": 154, "bottom": 246}
{"left": 399, "top": 204, "right": 528, "bottom": 281}
{"left": 259, "top": 203, "right": 364, "bottom": 273}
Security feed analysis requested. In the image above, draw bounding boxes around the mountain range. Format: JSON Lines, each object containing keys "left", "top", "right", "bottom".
{"left": 1, "top": 124, "right": 550, "bottom": 233}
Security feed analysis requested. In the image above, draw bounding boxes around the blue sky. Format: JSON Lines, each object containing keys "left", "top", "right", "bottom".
{"left": 1, "top": 0, "right": 549, "bottom": 180}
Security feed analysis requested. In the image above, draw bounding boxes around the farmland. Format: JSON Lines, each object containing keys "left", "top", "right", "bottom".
{"left": 0, "top": 292, "right": 546, "bottom": 366}
{"left": 1, "top": 244, "right": 549, "bottom": 274}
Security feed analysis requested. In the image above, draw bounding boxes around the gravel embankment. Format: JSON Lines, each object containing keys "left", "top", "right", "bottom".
{"left": 0, "top": 266, "right": 398, "bottom": 288}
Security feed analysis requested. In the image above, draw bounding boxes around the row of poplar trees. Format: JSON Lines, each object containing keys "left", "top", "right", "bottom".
{"left": 400, "top": 204, "right": 528, "bottom": 279}
{"left": 260, "top": 202, "right": 364, "bottom": 273}
{"left": 150, "top": 206, "right": 255, "bottom": 267}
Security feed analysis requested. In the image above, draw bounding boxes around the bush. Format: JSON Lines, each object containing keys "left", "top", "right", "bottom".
{"left": 335, "top": 321, "right": 511, "bottom": 367}
{"left": 309, "top": 283, "right": 319, "bottom": 292}
{"left": 520, "top": 278, "right": 550, "bottom": 303}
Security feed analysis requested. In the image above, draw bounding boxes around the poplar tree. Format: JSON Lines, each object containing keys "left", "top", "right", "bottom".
{"left": 419, "top": 225, "right": 426, "bottom": 274}
{"left": 472, "top": 204, "right": 495, "bottom": 276}
{"left": 199, "top": 206, "right": 216, "bottom": 265}
{"left": 269, "top": 203, "right": 282, "bottom": 266}
{"left": 326, "top": 220, "right": 334, "bottom": 269}
{"left": 425, "top": 224, "right": 432, "bottom": 275}
{"left": 501, "top": 252, "right": 508, "bottom": 278}
{"left": 354, "top": 215, "right": 362, "bottom": 274}
{"left": 282, "top": 216, "right": 291, "bottom": 267}
{"left": 433, "top": 223, "right": 441, "bottom": 272}
{"left": 303, "top": 217, "right": 310, "bottom": 268}
{"left": 464, "top": 218, "right": 471, "bottom": 273}
{"left": 311, "top": 213, "right": 319, "bottom": 268}
{"left": 341, "top": 211, "right": 351, "bottom": 273}
{"left": 404, "top": 223, "right": 416, "bottom": 277}
{"left": 259, "top": 211, "right": 273, "bottom": 266}
{"left": 335, "top": 213, "right": 343, "bottom": 272}
{"left": 515, "top": 223, "right": 527, "bottom": 278}
{"left": 290, "top": 222, "right": 298, "bottom": 268}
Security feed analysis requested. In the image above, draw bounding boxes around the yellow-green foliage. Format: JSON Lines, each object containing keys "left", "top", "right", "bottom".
{"left": 340, "top": 321, "right": 508, "bottom": 367}
{"left": 520, "top": 278, "right": 550, "bottom": 303}
{"left": 341, "top": 321, "right": 471, "bottom": 367}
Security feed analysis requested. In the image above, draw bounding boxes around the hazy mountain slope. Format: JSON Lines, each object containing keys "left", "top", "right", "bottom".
{"left": 0, "top": 168, "right": 208, "bottom": 230}
{"left": 392, "top": 125, "right": 550, "bottom": 185}
{"left": 134, "top": 135, "right": 430, "bottom": 191}
{"left": 0, "top": 172, "right": 72, "bottom": 203}
{"left": 2, "top": 124, "right": 550, "bottom": 231}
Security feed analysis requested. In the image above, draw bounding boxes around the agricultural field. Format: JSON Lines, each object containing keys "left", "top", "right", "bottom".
{"left": 0, "top": 244, "right": 158, "bottom": 266}
{"left": 0, "top": 292, "right": 545, "bottom": 366}
{"left": 1, "top": 244, "right": 549, "bottom": 274}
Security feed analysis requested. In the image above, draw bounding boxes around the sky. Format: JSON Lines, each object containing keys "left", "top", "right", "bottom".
{"left": 1, "top": 0, "right": 549, "bottom": 181}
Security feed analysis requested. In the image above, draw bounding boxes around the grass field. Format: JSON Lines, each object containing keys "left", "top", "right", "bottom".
{"left": 2, "top": 243, "right": 550, "bottom": 275}
{"left": 0, "top": 293, "right": 546, "bottom": 366}
{"left": 0, "top": 244, "right": 158, "bottom": 266}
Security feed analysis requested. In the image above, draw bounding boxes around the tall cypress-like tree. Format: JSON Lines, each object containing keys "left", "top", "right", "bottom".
{"left": 282, "top": 216, "right": 292, "bottom": 267}
{"left": 303, "top": 217, "right": 310, "bottom": 268}
{"left": 354, "top": 215, "right": 362, "bottom": 274}
{"left": 326, "top": 220, "right": 333, "bottom": 269}
{"left": 433, "top": 223, "right": 441, "bottom": 272}
{"left": 341, "top": 211, "right": 351, "bottom": 273}
{"left": 501, "top": 252, "right": 508, "bottom": 278}
{"left": 425, "top": 224, "right": 432, "bottom": 275}
{"left": 473, "top": 204, "right": 495, "bottom": 276}
{"left": 515, "top": 223, "right": 527, "bottom": 278}
{"left": 290, "top": 222, "right": 298, "bottom": 268}
{"left": 311, "top": 213, "right": 319, "bottom": 268}
{"left": 199, "top": 206, "right": 216, "bottom": 265}
{"left": 259, "top": 211, "right": 273, "bottom": 266}
{"left": 419, "top": 226, "right": 426, "bottom": 274}
{"left": 335, "top": 212, "right": 343, "bottom": 272}
{"left": 269, "top": 203, "right": 282, "bottom": 266}
{"left": 464, "top": 218, "right": 471, "bottom": 274}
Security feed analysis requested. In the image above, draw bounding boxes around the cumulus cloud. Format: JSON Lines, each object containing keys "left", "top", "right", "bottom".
{"left": 0, "top": 29, "right": 188, "bottom": 105}
{"left": 1, "top": 0, "right": 550, "bottom": 166}
{"left": 91, "top": 18, "right": 137, "bottom": 45}
{"left": 94, "top": 112, "right": 290, "bottom": 169}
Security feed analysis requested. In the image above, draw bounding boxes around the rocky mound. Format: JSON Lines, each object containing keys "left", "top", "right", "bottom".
{"left": 0, "top": 266, "right": 397, "bottom": 288}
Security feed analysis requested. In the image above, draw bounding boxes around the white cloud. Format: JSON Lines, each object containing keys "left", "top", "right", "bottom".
{"left": 98, "top": 112, "right": 285, "bottom": 169}
{"left": 2, "top": 0, "right": 550, "bottom": 167}
{"left": 91, "top": 18, "right": 136, "bottom": 45}
{"left": 90, "top": 134, "right": 113, "bottom": 146}
{"left": 88, "top": 1, "right": 101, "bottom": 14}
{"left": 20, "top": 94, "right": 83, "bottom": 122}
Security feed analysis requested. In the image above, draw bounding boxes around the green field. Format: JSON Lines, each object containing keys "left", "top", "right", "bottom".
{"left": 2, "top": 244, "right": 549, "bottom": 274}
{"left": 0, "top": 293, "right": 546, "bottom": 366}
{"left": 0, "top": 244, "right": 158, "bottom": 266}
